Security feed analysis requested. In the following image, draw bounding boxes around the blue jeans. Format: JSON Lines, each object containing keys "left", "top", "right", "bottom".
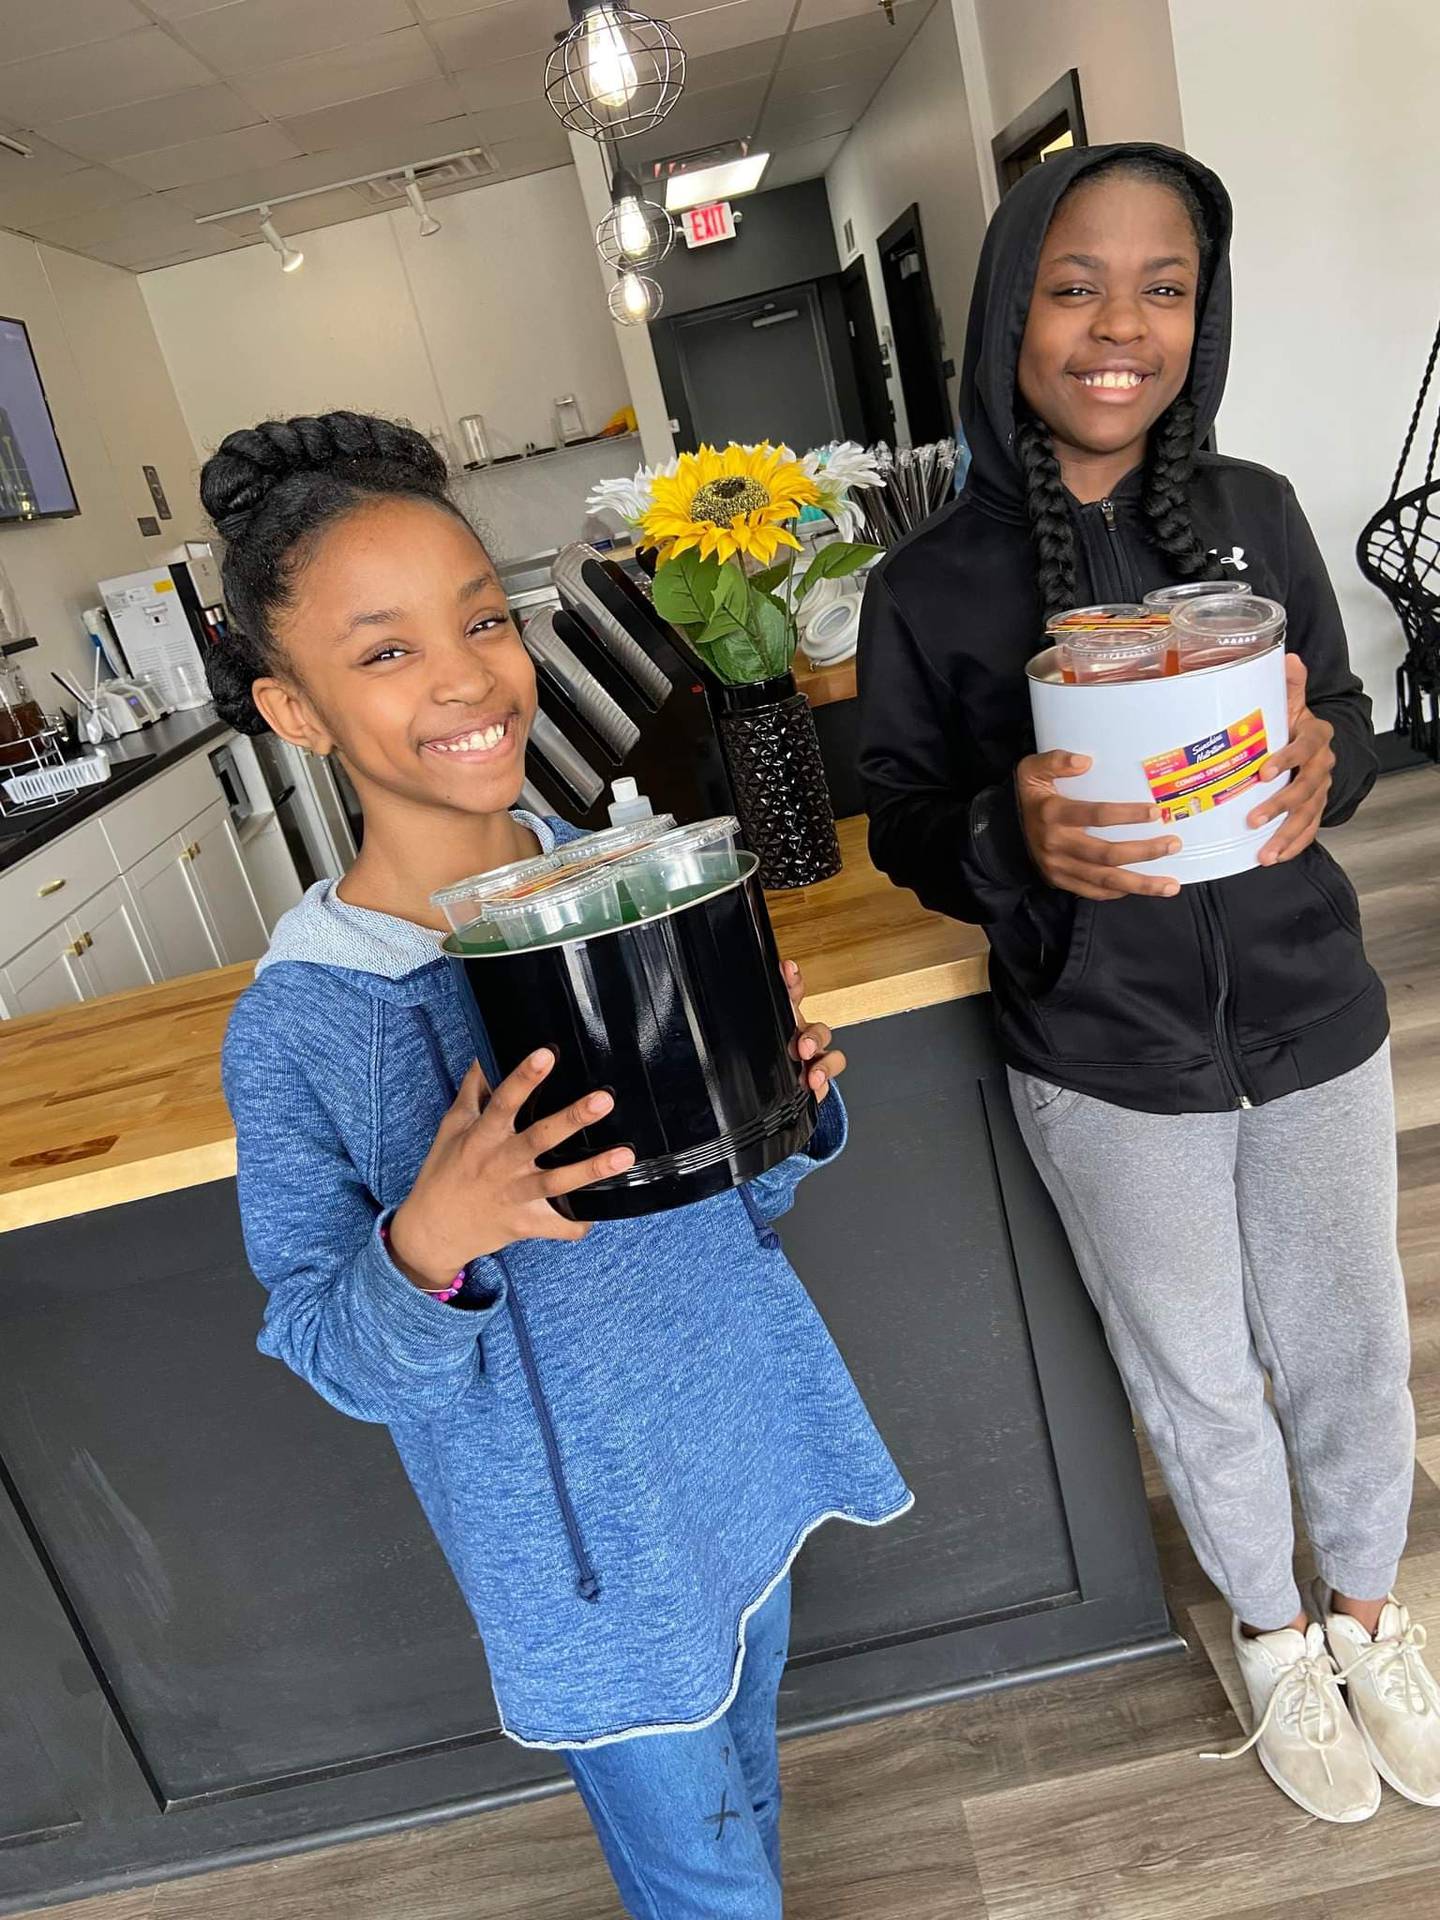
{"left": 566, "top": 1577, "right": 790, "bottom": 1918}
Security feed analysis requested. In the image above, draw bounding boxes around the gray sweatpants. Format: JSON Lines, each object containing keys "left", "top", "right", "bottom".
{"left": 1011, "top": 1044, "right": 1415, "bottom": 1630}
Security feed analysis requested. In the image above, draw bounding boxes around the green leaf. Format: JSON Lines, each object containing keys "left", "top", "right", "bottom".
{"left": 748, "top": 558, "right": 796, "bottom": 596}
{"left": 711, "top": 559, "right": 751, "bottom": 625}
{"left": 796, "top": 541, "right": 882, "bottom": 603}
{"left": 694, "top": 608, "right": 768, "bottom": 684}
{"left": 745, "top": 585, "right": 795, "bottom": 680}
{"left": 652, "top": 550, "right": 720, "bottom": 627}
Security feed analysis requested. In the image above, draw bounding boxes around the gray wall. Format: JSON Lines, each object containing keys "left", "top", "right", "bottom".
{"left": 654, "top": 180, "right": 841, "bottom": 318}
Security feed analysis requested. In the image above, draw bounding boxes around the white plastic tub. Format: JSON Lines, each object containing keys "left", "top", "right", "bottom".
{"left": 1027, "top": 636, "right": 1291, "bottom": 884}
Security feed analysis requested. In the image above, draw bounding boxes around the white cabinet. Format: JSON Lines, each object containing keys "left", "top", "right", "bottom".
{"left": 0, "top": 738, "right": 282, "bottom": 1018}
{"left": 182, "top": 800, "right": 267, "bottom": 965}
{"left": 72, "top": 879, "right": 156, "bottom": 1000}
{"left": 0, "top": 928, "right": 88, "bottom": 1018}
{"left": 126, "top": 833, "right": 221, "bottom": 978}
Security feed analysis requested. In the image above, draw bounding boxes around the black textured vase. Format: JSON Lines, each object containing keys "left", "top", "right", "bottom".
{"left": 713, "top": 672, "right": 842, "bottom": 889}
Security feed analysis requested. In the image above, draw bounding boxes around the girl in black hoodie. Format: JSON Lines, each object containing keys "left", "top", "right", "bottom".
{"left": 860, "top": 144, "right": 1439, "bottom": 1822}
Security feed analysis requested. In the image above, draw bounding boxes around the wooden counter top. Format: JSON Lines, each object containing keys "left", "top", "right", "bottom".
{"left": 0, "top": 816, "right": 986, "bottom": 1231}
{"left": 792, "top": 654, "right": 857, "bottom": 709}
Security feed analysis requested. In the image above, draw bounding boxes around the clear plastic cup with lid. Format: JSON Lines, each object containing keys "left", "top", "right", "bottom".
{"left": 1169, "top": 593, "right": 1286, "bottom": 674}
{"left": 430, "top": 853, "right": 562, "bottom": 939}
{"left": 1045, "top": 604, "right": 1170, "bottom": 685}
{"left": 553, "top": 816, "right": 677, "bottom": 873}
{"left": 485, "top": 867, "right": 627, "bottom": 948}
{"left": 615, "top": 817, "right": 742, "bottom": 916}
{"left": 1142, "top": 580, "right": 1250, "bottom": 612}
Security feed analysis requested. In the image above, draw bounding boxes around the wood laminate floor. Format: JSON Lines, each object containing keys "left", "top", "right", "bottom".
{"left": 21, "top": 766, "right": 1440, "bottom": 1920}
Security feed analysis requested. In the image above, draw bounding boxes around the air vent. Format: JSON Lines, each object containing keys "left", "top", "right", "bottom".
{"left": 357, "top": 151, "right": 496, "bottom": 204}
{"left": 843, "top": 217, "right": 855, "bottom": 254}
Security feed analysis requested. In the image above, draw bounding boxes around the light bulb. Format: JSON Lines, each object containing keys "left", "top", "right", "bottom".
{"left": 619, "top": 270, "right": 651, "bottom": 320}
{"left": 615, "top": 194, "right": 651, "bottom": 262}
{"left": 582, "top": 5, "right": 639, "bottom": 110}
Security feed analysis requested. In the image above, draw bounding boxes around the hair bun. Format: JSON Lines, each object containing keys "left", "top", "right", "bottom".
{"left": 202, "top": 641, "right": 270, "bottom": 735}
{"left": 200, "top": 410, "right": 446, "bottom": 546}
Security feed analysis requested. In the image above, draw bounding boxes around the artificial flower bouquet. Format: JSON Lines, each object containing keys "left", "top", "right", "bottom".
{"left": 588, "top": 441, "right": 882, "bottom": 686}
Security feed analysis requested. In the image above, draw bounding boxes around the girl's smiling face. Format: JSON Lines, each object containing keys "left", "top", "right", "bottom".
{"left": 1017, "top": 173, "right": 1201, "bottom": 473}
{"left": 252, "top": 495, "right": 537, "bottom": 820}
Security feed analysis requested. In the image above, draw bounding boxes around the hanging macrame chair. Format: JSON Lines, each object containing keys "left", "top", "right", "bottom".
{"left": 1357, "top": 313, "right": 1440, "bottom": 760}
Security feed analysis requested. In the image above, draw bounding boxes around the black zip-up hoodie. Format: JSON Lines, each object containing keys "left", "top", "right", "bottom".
{"left": 859, "top": 142, "right": 1387, "bottom": 1113}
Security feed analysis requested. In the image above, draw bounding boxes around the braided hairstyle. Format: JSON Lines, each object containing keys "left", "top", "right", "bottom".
{"left": 1019, "top": 155, "right": 1224, "bottom": 617}
{"left": 198, "top": 411, "right": 459, "bottom": 734}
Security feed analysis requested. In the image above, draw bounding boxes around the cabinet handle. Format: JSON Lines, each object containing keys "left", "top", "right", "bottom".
{"left": 82, "top": 931, "right": 94, "bottom": 952}
{"left": 66, "top": 938, "right": 85, "bottom": 958}
{"left": 179, "top": 841, "right": 201, "bottom": 863}
{"left": 37, "top": 878, "right": 66, "bottom": 898}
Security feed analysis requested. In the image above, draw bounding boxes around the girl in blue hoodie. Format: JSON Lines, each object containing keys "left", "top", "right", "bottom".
{"left": 203, "top": 411, "right": 910, "bottom": 1919}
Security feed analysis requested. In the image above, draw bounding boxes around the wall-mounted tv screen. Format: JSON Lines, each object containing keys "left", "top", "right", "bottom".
{"left": 0, "top": 315, "right": 79, "bottom": 524}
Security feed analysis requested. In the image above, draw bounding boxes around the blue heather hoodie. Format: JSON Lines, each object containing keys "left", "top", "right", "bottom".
{"left": 222, "top": 811, "right": 911, "bottom": 1750}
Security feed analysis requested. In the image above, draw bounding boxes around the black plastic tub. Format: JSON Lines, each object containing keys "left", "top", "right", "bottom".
{"left": 444, "top": 853, "right": 817, "bottom": 1220}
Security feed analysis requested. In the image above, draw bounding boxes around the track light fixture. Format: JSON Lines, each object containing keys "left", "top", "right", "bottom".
{"left": 404, "top": 170, "right": 441, "bottom": 236}
{"left": 258, "top": 207, "right": 303, "bottom": 272}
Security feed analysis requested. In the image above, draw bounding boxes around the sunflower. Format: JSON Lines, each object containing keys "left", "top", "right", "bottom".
{"left": 641, "top": 443, "right": 820, "bottom": 565}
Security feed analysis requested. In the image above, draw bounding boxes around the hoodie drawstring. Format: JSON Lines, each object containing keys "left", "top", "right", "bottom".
{"left": 413, "top": 1007, "right": 601, "bottom": 1604}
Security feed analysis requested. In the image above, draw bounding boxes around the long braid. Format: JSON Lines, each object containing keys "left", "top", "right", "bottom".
{"left": 1016, "top": 414, "right": 1079, "bottom": 617}
{"left": 1142, "top": 394, "right": 1223, "bottom": 581}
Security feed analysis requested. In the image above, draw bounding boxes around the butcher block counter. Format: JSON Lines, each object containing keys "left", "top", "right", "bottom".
{"left": 0, "top": 817, "right": 1171, "bottom": 1917}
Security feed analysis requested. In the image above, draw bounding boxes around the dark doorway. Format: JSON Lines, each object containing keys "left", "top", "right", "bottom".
{"left": 992, "top": 69, "right": 1088, "bottom": 196}
{"left": 669, "top": 281, "right": 845, "bottom": 452}
{"left": 878, "top": 204, "right": 951, "bottom": 446}
{"left": 840, "top": 257, "right": 895, "bottom": 445}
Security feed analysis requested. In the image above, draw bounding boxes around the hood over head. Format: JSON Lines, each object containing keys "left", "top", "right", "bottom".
{"left": 959, "top": 142, "right": 1233, "bottom": 524}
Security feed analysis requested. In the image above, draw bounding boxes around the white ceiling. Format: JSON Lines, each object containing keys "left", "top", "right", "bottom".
{"left": 0, "top": 0, "right": 932, "bottom": 273}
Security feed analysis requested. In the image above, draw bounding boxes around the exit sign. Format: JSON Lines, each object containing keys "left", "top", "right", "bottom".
{"left": 681, "top": 201, "right": 736, "bottom": 248}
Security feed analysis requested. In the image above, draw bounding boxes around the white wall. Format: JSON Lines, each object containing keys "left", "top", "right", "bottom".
{"left": 973, "top": 0, "right": 1183, "bottom": 152}
{"left": 825, "top": 1, "right": 987, "bottom": 440}
{"left": 1169, "top": 0, "right": 1435, "bottom": 699}
{"left": 0, "top": 233, "right": 201, "bottom": 701}
{"left": 141, "top": 169, "right": 630, "bottom": 490}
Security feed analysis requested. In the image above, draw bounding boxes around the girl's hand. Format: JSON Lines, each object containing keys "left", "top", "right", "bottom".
{"left": 783, "top": 959, "right": 845, "bottom": 1102}
{"left": 1017, "top": 750, "right": 1181, "bottom": 901}
{"left": 1248, "top": 655, "right": 1335, "bottom": 864}
{"left": 388, "top": 1052, "right": 634, "bottom": 1288}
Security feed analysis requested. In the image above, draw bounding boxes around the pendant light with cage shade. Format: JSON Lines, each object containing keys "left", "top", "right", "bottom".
{"left": 609, "top": 270, "right": 662, "bottom": 324}
{"left": 546, "top": 0, "right": 685, "bottom": 142}
{"left": 596, "top": 164, "right": 673, "bottom": 272}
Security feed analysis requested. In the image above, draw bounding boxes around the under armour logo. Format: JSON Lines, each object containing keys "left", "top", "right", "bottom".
{"left": 1214, "top": 545, "right": 1249, "bottom": 572}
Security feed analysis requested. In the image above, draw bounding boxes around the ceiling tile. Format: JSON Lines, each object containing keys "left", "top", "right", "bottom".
{"left": 459, "top": 96, "right": 558, "bottom": 146}
{"left": 768, "top": 45, "right": 882, "bottom": 99}
{"left": 173, "top": 0, "right": 415, "bottom": 76}
{"left": 279, "top": 76, "right": 465, "bottom": 153}
{"left": 429, "top": 0, "right": 569, "bottom": 71}
{"left": 681, "top": 35, "right": 784, "bottom": 93}
{"left": 793, "top": 0, "right": 911, "bottom": 23}
{"left": 142, "top": 0, "right": 245, "bottom": 17}
{"left": 0, "top": 133, "right": 90, "bottom": 193}
{"left": 779, "top": 1, "right": 922, "bottom": 65}
{"left": 453, "top": 54, "right": 547, "bottom": 111}
{"left": 232, "top": 27, "right": 441, "bottom": 119}
{"left": 21, "top": 188, "right": 202, "bottom": 252}
{"left": 488, "top": 128, "right": 573, "bottom": 177}
{"left": 759, "top": 130, "right": 847, "bottom": 187}
{"left": 764, "top": 75, "right": 876, "bottom": 121}
{"left": 0, "top": 0, "right": 150, "bottom": 65}
{"left": 0, "top": 162, "right": 146, "bottom": 226}
{"left": 112, "top": 121, "right": 302, "bottom": 190}
{"left": 411, "top": 0, "right": 524, "bottom": 18}
{"left": 0, "top": 28, "right": 215, "bottom": 124}
{"left": 33, "top": 84, "right": 260, "bottom": 160}
{"left": 756, "top": 102, "right": 856, "bottom": 146}
{"left": 664, "top": 0, "right": 794, "bottom": 57}
{"left": 155, "top": 119, "right": 488, "bottom": 214}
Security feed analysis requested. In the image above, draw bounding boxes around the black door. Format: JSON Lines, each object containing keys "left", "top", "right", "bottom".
{"left": 878, "top": 204, "right": 951, "bottom": 446}
{"left": 671, "top": 282, "right": 844, "bottom": 453}
{"left": 839, "top": 257, "right": 895, "bottom": 445}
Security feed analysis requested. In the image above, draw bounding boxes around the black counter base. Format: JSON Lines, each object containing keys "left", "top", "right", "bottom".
{"left": 0, "top": 996, "right": 1174, "bottom": 1913}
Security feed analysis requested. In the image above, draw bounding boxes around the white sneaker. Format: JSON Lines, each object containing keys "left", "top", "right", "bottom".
{"left": 1201, "top": 1618, "right": 1380, "bottom": 1822}
{"left": 1318, "top": 1587, "right": 1440, "bottom": 1808}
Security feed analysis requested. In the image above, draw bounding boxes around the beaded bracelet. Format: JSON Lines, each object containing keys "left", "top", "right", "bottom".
{"left": 380, "top": 1222, "right": 465, "bottom": 1305}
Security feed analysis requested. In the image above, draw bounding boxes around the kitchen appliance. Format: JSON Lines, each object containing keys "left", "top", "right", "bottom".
{"left": 1027, "top": 594, "right": 1290, "bottom": 884}
{"left": 0, "top": 638, "right": 46, "bottom": 768}
{"left": 95, "top": 677, "right": 162, "bottom": 734}
{"left": 210, "top": 741, "right": 252, "bottom": 830}
{"left": 98, "top": 547, "right": 227, "bottom": 699}
{"left": 442, "top": 824, "right": 814, "bottom": 1220}
{"left": 250, "top": 733, "right": 358, "bottom": 888}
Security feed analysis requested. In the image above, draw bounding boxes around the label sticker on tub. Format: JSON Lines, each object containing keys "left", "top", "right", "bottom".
{"left": 1142, "top": 710, "right": 1269, "bottom": 821}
